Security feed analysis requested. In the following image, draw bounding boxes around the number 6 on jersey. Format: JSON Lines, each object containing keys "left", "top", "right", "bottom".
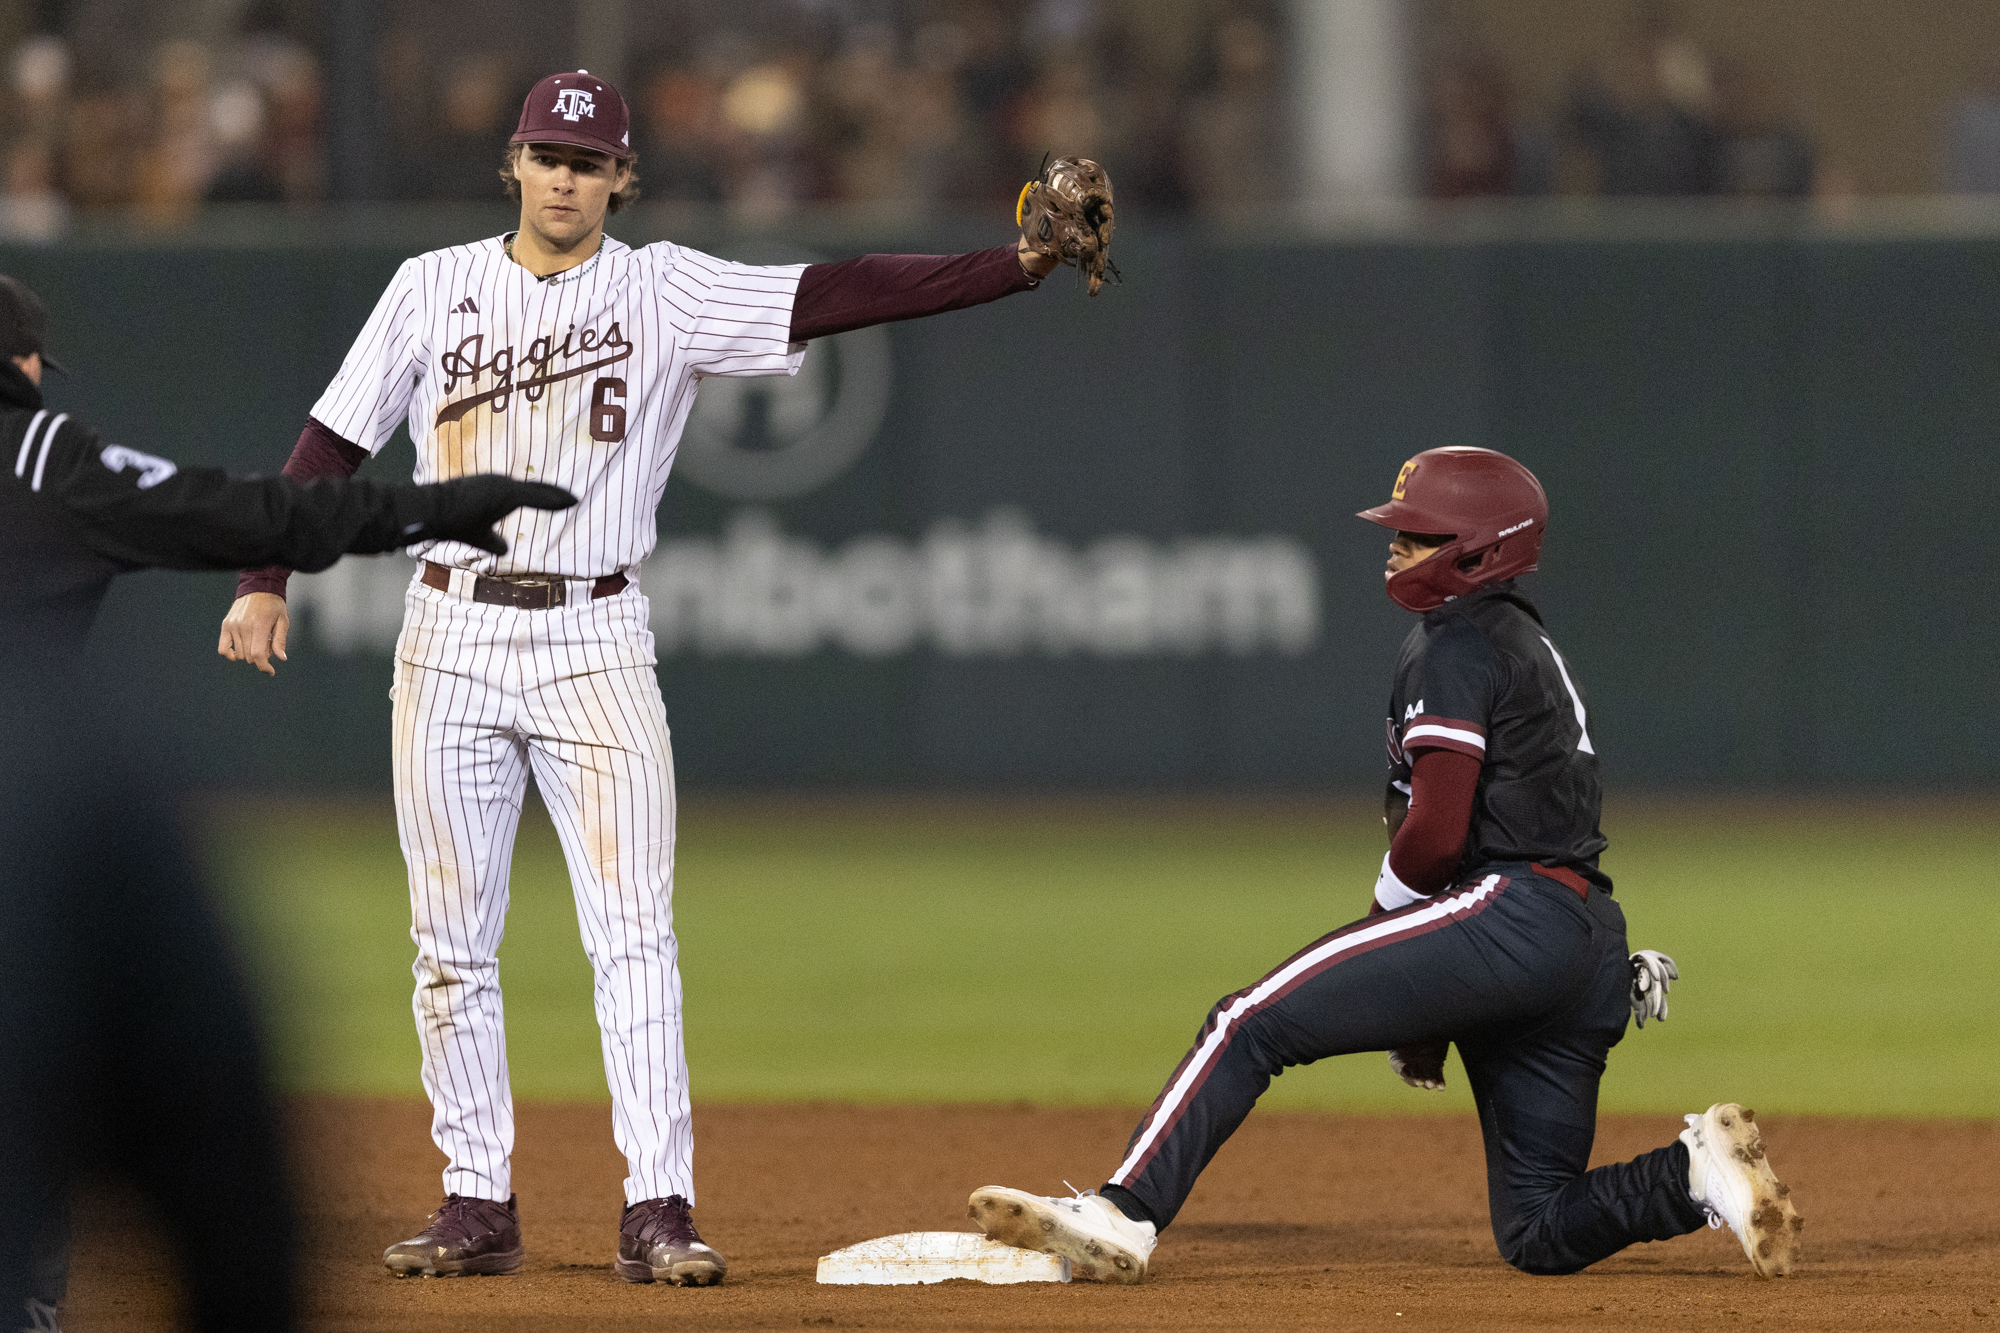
{"left": 590, "top": 376, "right": 626, "bottom": 442}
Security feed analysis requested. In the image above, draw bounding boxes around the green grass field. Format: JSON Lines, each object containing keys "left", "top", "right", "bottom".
{"left": 198, "top": 794, "right": 1999, "bottom": 1118}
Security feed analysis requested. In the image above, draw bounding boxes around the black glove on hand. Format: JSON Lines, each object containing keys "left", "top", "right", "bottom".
{"left": 1389, "top": 1041, "right": 1450, "bottom": 1091}
{"left": 416, "top": 476, "right": 578, "bottom": 555}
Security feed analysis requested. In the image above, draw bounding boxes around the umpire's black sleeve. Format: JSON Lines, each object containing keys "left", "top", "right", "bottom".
{"left": 39, "top": 417, "right": 425, "bottom": 573}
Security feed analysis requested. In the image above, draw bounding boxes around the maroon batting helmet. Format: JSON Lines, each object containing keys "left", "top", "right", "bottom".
{"left": 1356, "top": 446, "right": 1548, "bottom": 613}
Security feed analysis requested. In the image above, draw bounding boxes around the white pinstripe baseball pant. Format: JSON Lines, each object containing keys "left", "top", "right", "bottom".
{"left": 390, "top": 568, "right": 690, "bottom": 1205}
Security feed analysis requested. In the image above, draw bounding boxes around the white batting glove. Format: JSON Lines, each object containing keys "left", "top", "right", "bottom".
{"left": 1629, "top": 949, "right": 1679, "bottom": 1028}
{"left": 1373, "top": 850, "right": 1426, "bottom": 913}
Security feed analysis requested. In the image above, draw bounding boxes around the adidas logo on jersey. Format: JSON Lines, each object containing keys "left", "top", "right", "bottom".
{"left": 451, "top": 297, "right": 479, "bottom": 315}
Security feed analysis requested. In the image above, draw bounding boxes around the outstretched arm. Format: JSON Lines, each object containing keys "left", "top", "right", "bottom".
{"left": 788, "top": 240, "right": 1053, "bottom": 344}
{"left": 48, "top": 421, "right": 571, "bottom": 576}
{"left": 214, "top": 465, "right": 575, "bottom": 678}
{"left": 19, "top": 418, "right": 570, "bottom": 675}
{"left": 783, "top": 176, "right": 1073, "bottom": 344}
{"left": 737, "top": 161, "right": 1109, "bottom": 354}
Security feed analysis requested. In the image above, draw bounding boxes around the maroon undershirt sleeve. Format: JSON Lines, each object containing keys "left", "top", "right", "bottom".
{"left": 1386, "top": 748, "right": 1483, "bottom": 897}
{"left": 789, "top": 245, "right": 1041, "bottom": 344}
{"left": 234, "top": 418, "right": 370, "bottom": 600}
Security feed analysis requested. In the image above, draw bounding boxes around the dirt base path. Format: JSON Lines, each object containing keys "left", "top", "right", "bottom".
{"left": 65, "top": 1100, "right": 1997, "bottom": 1331}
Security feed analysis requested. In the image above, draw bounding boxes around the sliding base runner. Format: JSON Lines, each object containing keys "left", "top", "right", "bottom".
{"left": 972, "top": 448, "right": 1802, "bottom": 1283}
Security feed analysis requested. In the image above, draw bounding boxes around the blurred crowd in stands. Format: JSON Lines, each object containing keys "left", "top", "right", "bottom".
{"left": 0, "top": 0, "right": 1288, "bottom": 236}
{"left": 376, "top": 0, "right": 1293, "bottom": 219}
{"left": 6, "top": 0, "right": 2000, "bottom": 239}
{"left": 0, "top": 2, "right": 326, "bottom": 237}
{"left": 1424, "top": 8, "right": 1828, "bottom": 200}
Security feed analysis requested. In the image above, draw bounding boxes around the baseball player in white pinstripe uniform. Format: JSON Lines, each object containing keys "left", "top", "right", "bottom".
{"left": 217, "top": 71, "right": 1072, "bottom": 1284}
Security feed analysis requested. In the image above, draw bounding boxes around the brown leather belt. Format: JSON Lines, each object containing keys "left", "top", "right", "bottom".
{"left": 1534, "top": 862, "right": 1593, "bottom": 901}
{"left": 422, "top": 560, "right": 627, "bottom": 610}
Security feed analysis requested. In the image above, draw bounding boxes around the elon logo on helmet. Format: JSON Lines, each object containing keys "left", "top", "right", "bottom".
{"left": 1392, "top": 459, "right": 1417, "bottom": 500}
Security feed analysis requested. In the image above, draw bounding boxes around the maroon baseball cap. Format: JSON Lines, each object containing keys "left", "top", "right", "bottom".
{"left": 511, "top": 70, "right": 631, "bottom": 159}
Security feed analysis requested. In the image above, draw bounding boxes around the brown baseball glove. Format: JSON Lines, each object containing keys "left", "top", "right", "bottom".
{"left": 1017, "top": 156, "right": 1119, "bottom": 295}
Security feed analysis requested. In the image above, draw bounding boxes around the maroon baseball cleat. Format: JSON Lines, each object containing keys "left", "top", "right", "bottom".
{"left": 382, "top": 1194, "right": 523, "bottom": 1277}
{"left": 615, "top": 1196, "right": 728, "bottom": 1285}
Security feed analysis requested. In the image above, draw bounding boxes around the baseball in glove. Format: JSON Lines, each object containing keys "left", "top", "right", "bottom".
{"left": 1017, "top": 156, "right": 1119, "bottom": 295}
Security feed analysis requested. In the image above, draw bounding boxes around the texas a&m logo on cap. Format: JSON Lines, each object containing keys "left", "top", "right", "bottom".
{"left": 511, "top": 71, "right": 630, "bottom": 157}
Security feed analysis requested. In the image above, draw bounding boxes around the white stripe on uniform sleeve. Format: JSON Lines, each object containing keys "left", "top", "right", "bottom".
{"left": 1402, "top": 723, "right": 1486, "bottom": 750}
{"left": 15, "top": 408, "right": 46, "bottom": 477}
{"left": 29, "top": 413, "right": 68, "bottom": 492}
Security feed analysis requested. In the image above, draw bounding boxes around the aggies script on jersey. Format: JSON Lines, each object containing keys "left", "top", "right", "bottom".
{"left": 434, "top": 320, "right": 634, "bottom": 431}
{"left": 308, "top": 236, "right": 805, "bottom": 582}
{"left": 1385, "top": 582, "right": 1612, "bottom": 887}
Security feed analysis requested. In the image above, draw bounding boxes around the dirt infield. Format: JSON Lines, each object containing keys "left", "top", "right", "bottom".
{"left": 66, "top": 1100, "right": 1997, "bottom": 1331}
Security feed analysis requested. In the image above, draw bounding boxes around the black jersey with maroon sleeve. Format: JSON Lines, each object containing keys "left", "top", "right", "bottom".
{"left": 1385, "top": 582, "right": 1610, "bottom": 888}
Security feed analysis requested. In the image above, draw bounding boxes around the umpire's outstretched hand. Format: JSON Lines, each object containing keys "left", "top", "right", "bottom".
{"left": 218, "top": 476, "right": 576, "bottom": 677}
{"left": 415, "top": 476, "right": 578, "bottom": 555}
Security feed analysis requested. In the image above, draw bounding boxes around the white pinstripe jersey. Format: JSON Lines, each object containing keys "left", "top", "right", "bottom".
{"left": 311, "top": 235, "right": 806, "bottom": 578}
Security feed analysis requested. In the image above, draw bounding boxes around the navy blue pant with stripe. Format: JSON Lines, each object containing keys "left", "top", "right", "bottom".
{"left": 1104, "top": 866, "right": 1709, "bottom": 1274}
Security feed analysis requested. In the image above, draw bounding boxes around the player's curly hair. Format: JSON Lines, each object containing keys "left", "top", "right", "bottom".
{"left": 499, "top": 144, "right": 642, "bottom": 214}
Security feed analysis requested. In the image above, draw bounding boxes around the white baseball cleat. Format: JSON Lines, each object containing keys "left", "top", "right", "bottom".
{"left": 968, "top": 1185, "right": 1156, "bottom": 1284}
{"left": 1680, "top": 1102, "right": 1803, "bottom": 1278}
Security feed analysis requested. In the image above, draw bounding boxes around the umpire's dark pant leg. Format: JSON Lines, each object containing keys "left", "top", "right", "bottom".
{"left": 1110, "top": 873, "right": 1584, "bottom": 1229}
{"left": 1461, "top": 886, "right": 1709, "bottom": 1275}
{"left": 1, "top": 747, "right": 299, "bottom": 1333}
